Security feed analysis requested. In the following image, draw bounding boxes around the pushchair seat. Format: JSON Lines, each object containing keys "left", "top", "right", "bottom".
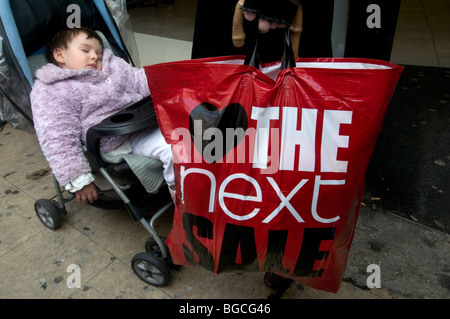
{"left": 2, "top": 0, "right": 174, "bottom": 287}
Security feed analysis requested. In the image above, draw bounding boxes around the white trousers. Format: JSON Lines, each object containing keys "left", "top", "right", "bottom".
{"left": 130, "top": 126, "right": 174, "bottom": 187}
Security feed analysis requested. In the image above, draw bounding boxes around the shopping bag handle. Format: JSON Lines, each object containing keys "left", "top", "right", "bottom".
{"left": 281, "top": 27, "right": 296, "bottom": 70}
{"left": 244, "top": 27, "right": 296, "bottom": 70}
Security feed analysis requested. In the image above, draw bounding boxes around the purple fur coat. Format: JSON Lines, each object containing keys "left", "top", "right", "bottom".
{"left": 31, "top": 49, "right": 150, "bottom": 186}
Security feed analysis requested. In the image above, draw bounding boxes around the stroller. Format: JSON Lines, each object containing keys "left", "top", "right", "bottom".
{"left": 0, "top": 0, "right": 174, "bottom": 287}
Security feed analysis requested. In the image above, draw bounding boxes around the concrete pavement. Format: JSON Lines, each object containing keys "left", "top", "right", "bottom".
{"left": 1, "top": 122, "right": 449, "bottom": 300}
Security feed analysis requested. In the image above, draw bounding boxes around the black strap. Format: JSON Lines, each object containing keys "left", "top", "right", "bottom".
{"left": 281, "top": 27, "right": 296, "bottom": 70}
{"left": 245, "top": 27, "right": 296, "bottom": 70}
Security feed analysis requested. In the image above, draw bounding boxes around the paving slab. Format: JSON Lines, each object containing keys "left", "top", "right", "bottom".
{"left": 1, "top": 121, "right": 449, "bottom": 301}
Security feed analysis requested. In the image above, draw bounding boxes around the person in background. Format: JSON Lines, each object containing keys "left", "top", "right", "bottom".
{"left": 192, "top": 0, "right": 335, "bottom": 291}
{"left": 192, "top": 0, "right": 334, "bottom": 62}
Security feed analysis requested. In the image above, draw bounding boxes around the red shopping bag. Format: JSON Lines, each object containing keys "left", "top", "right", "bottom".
{"left": 144, "top": 40, "right": 402, "bottom": 293}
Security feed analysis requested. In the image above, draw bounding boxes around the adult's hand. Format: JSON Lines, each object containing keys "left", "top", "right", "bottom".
{"left": 242, "top": 10, "right": 287, "bottom": 34}
{"left": 241, "top": 0, "right": 301, "bottom": 33}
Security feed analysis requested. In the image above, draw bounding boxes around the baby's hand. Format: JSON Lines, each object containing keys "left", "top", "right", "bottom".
{"left": 75, "top": 182, "right": 98, "bottom": 205}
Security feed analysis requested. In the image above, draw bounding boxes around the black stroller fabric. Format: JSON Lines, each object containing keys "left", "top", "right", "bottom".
{"left": 10, "top": 0, "right": 124, "bottom": 59}
{"left": 0, "top": 0, "right": 134, "bottom": 127}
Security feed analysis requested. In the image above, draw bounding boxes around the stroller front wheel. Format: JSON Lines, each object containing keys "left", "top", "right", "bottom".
{"left": 34, "top": 199, "right": 63, "bottom": 230}
{"left": 131, "top": 252, "right": 170, "bottom": 286}
{"left": 144, "top": 236, "right": 168, "bottom": 257}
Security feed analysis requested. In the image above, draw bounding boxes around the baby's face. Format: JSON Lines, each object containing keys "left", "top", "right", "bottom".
{"left": 56, "top": 33, "right": 103, "bottom": 71}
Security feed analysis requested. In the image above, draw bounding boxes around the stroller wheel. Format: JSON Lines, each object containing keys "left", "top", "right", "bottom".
{"left": 131, "top": 252, "right": 170, "bottom": 286}
{"left": 34, "top": 199, "right": 63, "bottom": 230}
{"left": 145, "top": 236, "right": 179, "bottom": 270}
{"left": 144, "top": 236, "right": 168, "bottom": 257}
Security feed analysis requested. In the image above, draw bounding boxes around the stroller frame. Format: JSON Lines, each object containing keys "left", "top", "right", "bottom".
{"left": 34, "top": 95, "right": 175, "bottom": 287}
{"left": 1, "top": 0, "right": 174, "bottom": 287}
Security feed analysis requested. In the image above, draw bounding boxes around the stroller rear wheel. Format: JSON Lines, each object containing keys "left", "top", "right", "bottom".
{"left": 34, "top": 199, "right": 64, "bottom": 230}
{"left": 131, "top": 252, "right": 170, "bottom": 286}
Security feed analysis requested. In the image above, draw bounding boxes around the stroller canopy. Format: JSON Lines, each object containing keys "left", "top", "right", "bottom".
{"left": 0, "top": 0, "right": 139, "bottom": 128}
